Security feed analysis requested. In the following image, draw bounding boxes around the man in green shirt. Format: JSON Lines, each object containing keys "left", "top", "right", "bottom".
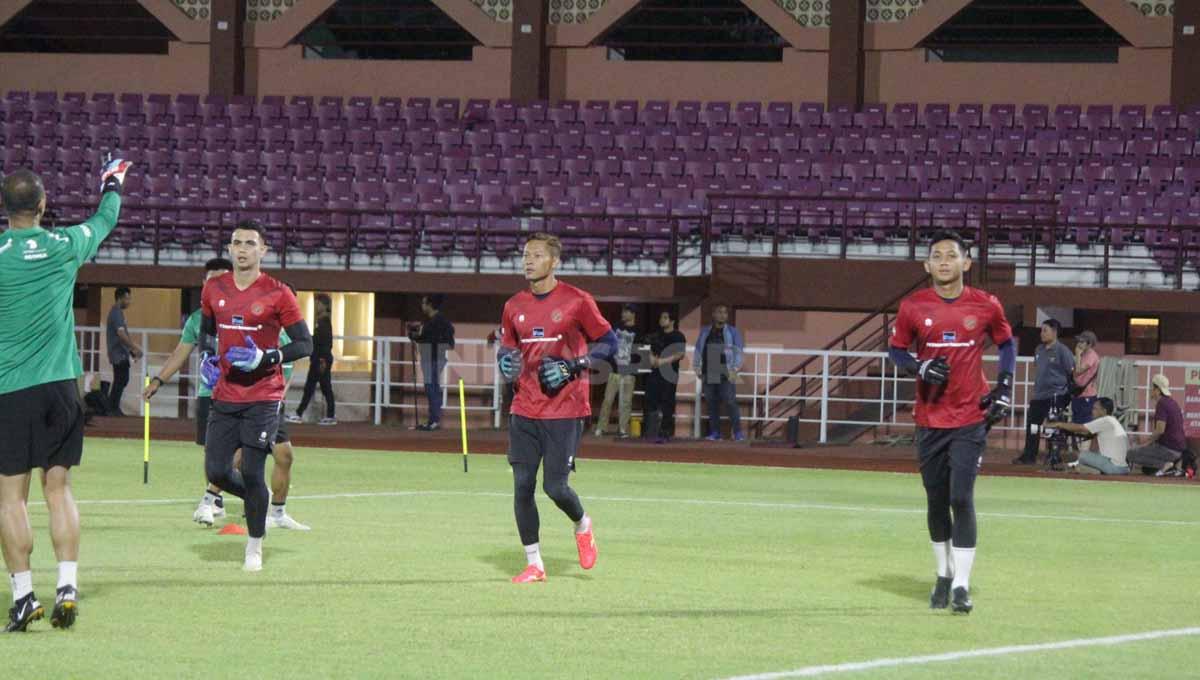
{"left": 0, "top": 159, "right": 131, "bottom": 632}
{"left": 144, "top": 262, "right": 309, "bottom": 531}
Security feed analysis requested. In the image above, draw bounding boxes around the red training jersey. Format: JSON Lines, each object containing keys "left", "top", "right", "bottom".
{"left": 501, "top": 281, "right": 612, "bottom": 420}
{"left": 201, "top": 271, "right": 304, "bottom": 404}
{"left": 891, "top": 286, "right": 1013, "bottom": 429}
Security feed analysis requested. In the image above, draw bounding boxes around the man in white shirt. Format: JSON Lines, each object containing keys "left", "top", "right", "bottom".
{"left": 1048, "top": 398, "right": 1129, "bottom": 475}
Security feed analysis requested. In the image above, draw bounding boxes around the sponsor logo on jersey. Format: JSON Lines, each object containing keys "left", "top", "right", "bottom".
{"left": 232, "top": 315, "right": 245, "bottom": 326}
{"left": 924, "top": 318, "right": 933, "bottom": 327}
{"left": 219, "top": 299, "right": 226, "bottom": 307}
{"left": 942, "top": 331, "right": 957, "bottom": 343}
{"left": 532, "top": 327, "right": 545, "bottom": 338}
{"left": 518, "top": 314, "right": 525, "bottom": 323}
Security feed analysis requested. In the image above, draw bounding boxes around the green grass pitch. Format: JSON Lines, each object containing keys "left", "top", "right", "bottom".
{"left": 3, "top": 437, "right": 1196, "bottom": 679}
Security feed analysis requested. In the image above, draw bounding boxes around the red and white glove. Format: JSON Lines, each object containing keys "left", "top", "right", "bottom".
{"left": 99, "top": 157, "right": 133, "bottom": 195}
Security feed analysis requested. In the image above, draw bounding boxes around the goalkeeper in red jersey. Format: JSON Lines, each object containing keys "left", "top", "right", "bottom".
{"left": 889, "top": 230, "right": 1016, "bottom": 615}
{"left": 496, "top": 233, "right": 617, "bottom": 584}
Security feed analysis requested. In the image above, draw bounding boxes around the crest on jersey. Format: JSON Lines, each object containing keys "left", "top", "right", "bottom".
{"left": 942, "top": 331, "right": 957, "bottom": 342}
{"left": 551, "top": 309, "right": 563, "bottom": 323}
{"left": 532, "top": 327, "right": 546, "bottom": 338}
{"left": 963, "top": 315, "right": 978, "bottom": 331}
{"left": 251, "top": 303, "right": 264, "bottom": 316}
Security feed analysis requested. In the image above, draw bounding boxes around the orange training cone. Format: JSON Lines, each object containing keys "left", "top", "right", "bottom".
{"left": 218, "top": 524, "right": 248, "bottom": 536}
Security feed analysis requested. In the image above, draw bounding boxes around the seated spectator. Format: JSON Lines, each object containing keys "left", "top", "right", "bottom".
{"left": 1047, "top": 398, "right": 1129, "bottom": 475}
{"left": 1126, "top": 375, "right": 1187, "bottom": 477}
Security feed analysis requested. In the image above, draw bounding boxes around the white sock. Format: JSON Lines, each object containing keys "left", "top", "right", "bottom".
{"left": 931, "top": 541, "right": 952, "bottom": 579}
{"left": 524, "top": 543, "right": 543, "bottom": 570}
{"left": 270, "top": 503, "right": 286, "bottom": 517}
{"left": 57, "top": 561, "right": 78, "bottom": 590}
{"left": 246, "top": 537, "right": 263, "bottom": 555}
{"left": 202, "top": 491, "right": 220, "bottom": 507}
{"left": 574, "top": 514, "right": 592, "bottom": 534}
{"left": 11, "top": 571, "right": 32, "bottom": 602}
{"left": 951, "top": 546, "right": 976, "bottom": 590}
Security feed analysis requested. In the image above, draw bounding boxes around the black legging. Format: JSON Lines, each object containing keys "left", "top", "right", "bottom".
{"left": 205, "top": 444, "right": 270, "bottom": 539}
{"left": 108, "top": 360, "right": 130, "bottom": 414}
{"left": 297, "top": 355, "right": 335, "bottom": 418}
{"left": 512, "top": 461, "right": 584, "bottom": 546}
{"left": 924, "top": 465, "right": 978, "bottom": 549}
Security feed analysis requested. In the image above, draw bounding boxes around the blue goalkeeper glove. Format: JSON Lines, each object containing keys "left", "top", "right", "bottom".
{"left": 99, "top": 156, "right": 133, "bottom": 195}
{"left": 497, "top": 347, "right": 522, "bottom": 381}
{"left": 539, "top": 355, "right": 588, "bottom": 393}
{"left": 200, "top": 352, "right": 221, "bottom": 390}
{"left": 225, "top": 336, "right": 282, "bottom": 372}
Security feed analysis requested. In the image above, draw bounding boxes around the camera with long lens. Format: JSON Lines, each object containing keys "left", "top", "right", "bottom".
{"left": 1041, "top": 404, "right": 1070, "bottom": 470}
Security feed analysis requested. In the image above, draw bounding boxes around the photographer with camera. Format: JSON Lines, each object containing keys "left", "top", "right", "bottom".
{"left": 1047, "top": 398, "right": 1129, "bottom": 475}
{"left": 409, "top": 294, "right": 456, "bottom": 431}
{"left": 1013, "top": 319, "right": 1075, "bottom": 465}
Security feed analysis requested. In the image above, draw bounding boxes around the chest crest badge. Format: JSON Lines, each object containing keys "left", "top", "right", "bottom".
{"left": 551, "top": 309, "right": 563, "bottom": 323}
{"left": 251, "top": 303, "right": 265, "bottom": 316}
{"left": 963, "top": 315, "right": 978, "bottom": 331}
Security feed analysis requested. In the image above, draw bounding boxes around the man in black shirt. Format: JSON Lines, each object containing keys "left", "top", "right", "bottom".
{"left": 410, "top": 294, "right": 456, "bottom": 431}
{"left": 646, "top": 311, "right": 687, "bottom": 443}
{"left": 288, "top": 293, "right": 336, "bottom": 425}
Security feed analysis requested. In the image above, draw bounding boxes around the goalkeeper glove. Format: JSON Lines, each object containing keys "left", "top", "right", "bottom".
{"left": 539, "top": 355, "right": 588, "bottom": 393}
{"left": 917, "top": 357, "right": 951, "bottom": 386}
{"left": 200, "top": 352, "right": 221, "bottom": 390}
{"left": 497, "top": 347, "right": 522, "bottom": 381}
{"left": 225, "top": 336, "right": 282, "bottom": 372}
{"left": 979, "top": 371, "right": 1014, "bottom": 427}
{"left": 99, "top": 156, "right": 132, "bottom": 195}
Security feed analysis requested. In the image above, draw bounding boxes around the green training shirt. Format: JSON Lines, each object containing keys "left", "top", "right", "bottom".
{"left": 180, "top": 307, "right": 294, "bottom": 398}
{"left": 0, "top": 192, "right": 122, "bottom": 395}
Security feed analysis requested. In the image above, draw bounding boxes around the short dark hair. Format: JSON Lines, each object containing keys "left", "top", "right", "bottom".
{"left": 1, "top": 170, "right": 46, "bottom": 217}
{"left": 315, "top": 293, "right": 332, "bottom": 309}
{"left": 712, "top": 303, "right": 729, "bottom": 312}
{"left": 115, "top": 287, "right": 131, "bottom": 300}
{"left": 423, "top": 294, "right": 445, "bottom": 310}
{"left": 621, "top": 304, "right": 636, "bottom": 315}
{"left": 1096, "top": 397, "right": 1114, "bottom": 415}
{"left": 525, "top": 232, "right": 562, "bottom": 259}
{"left": 1042, "top": 319, "right": 1062, "bottom": 333}
{"left": 928, "top": 230, "right": 970, "bottom": 257}
{"left": 204, "top": 257, "right": 233, "bottom": 272}
{"left": 232, "top": 220, "right": 268, "bottom": 243}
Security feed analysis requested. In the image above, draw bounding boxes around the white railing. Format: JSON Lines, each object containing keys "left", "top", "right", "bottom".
{"left": 78, "top": 326, "right": 1182, "bottom": 442}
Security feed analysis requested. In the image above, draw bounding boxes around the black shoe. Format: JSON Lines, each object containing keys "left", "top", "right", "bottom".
{"left": 51, "top": 586, "right": 77, "bottom": 630}
{"left": 416, "top": 422, "right": 440, "bottom": 432}
{"left": 4, "top": 593, "right": 44, "bottom": 633}
{"left": 1011, "top": 455, "right": 1036, "bottom": 465}
{"left": 930, "top": 576, "right": 953, "bottom": 609}
{"left": 951, "top": 586, "right": 973, "bottom": 614}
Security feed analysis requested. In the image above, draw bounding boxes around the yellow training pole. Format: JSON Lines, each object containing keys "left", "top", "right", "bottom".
{"left": 143, "top": 376, "right": 151, "bottom": 484}
{"left": 459, "top": 378, "right": 469, "bottom": 473}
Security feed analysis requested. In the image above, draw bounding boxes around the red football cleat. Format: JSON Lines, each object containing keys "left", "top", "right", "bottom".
{"left": 575, "top": 527, "right": 597, "bottom": 570}
{"left": 511, "top": 564, "right": 546, "bottom": 584}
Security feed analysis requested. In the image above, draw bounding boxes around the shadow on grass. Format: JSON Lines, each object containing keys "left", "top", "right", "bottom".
{"left": 189, "top": 541, "right": 296, "bottom": 564}
{"left": 858, "top": 573, "right": 985, "bottom": 604}
{"left": 479, "top": 549, "right": 593, "bottom": 581}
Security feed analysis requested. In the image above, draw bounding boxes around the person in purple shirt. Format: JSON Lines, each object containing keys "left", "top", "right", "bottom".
{"left": 1126, "top": 375, "right": 1189, "bottom": 476}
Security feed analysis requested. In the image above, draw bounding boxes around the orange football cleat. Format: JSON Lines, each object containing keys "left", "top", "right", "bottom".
{"left": 511, "top": 564, "right": 546, "bottom": 584}
{"left": 575, "top": 527, "right": 597, "bottom": 570}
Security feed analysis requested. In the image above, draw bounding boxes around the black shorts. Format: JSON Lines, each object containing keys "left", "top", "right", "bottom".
{"left": 0, "top": 379, "right": 85, "bottom": 475}
{"left": 198, "top": 397, "right": 288, "bottom": 447}
{"left": 917, "top": 422, "right": 987, "bottom": 490}
{"left": 205, "top": 401, "right": 282, "bottom": 456}
{"left": 508, "top": 414, "right": 582, "bottom": 476}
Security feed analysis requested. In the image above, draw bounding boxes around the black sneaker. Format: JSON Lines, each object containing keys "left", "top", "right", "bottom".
{"left": 51, "top": 586, "right": 78, "bottom": 630}
{"left": 4, "top": 593, "right": 44, "bottom": 633}
{"left": 416, "top": 422, "right": 440, "bottom": 431}
{"left": 951, "top": 586, "right": 973, "bottom": 614}
{"left": 930, "top": 576, "right": 953, "bottom": 609}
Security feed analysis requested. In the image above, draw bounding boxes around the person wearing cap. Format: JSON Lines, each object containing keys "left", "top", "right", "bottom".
{"left": 1126, "top": 375, "right": 1188, "bottom": 476}
{"left": 1070, "top": 331, "right": 1101, "bottom": 426}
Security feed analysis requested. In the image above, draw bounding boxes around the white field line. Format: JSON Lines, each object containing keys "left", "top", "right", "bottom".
{"left": 720, "top": 626, "right": 1200, "bottom": 679}
{"left": 28, "top": 490, "right": 1198, "bottom": 527}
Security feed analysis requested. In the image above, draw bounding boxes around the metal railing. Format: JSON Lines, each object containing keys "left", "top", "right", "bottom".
{"left": 81, "top": 326, "right": 1178, "bottom": 445}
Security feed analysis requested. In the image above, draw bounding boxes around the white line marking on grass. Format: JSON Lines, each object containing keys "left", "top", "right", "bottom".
{"left": 720, "top": 626, "right": 1200, "bottom": 679}
{"left": 50, "top": 490, "right": 1200, "bottom": 527}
